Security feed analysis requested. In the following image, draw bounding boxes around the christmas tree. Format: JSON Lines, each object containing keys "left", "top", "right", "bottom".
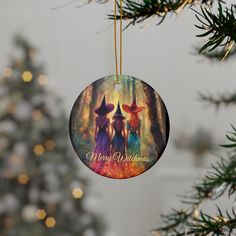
{"left": 0, "top": 36, "right": 104, "bottom": 236}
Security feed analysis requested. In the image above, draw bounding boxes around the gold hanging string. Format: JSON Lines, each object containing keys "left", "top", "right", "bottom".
{"left": 114, "top": 0, "right": 123, "bottom": 83}
{"left": 119, "top": 0, "right": 123, "bottom": 76}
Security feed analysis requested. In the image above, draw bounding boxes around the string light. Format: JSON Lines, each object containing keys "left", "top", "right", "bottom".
{"left": 33, "top": 144, "right": 45, "bottom": 156}
{"left": 38, "top": 75, "right": 48, "bottom": 86}
{"left": 36, "top": 209, "right": 47, "bottom": 220}
{"left": 193, "top": 207, "right": 199, "bottom": 219}
{"left": 45, "top": 217, "right": 56, "bottom": 228}
{"left": 18, "top": 174, "right": 29, "bottom": 185}
{"left": 32, "top": 110, "right": 43, "bottom": 121}
{"left": 22, "top": 71, "right": 33, "bottom": 82}
{"left": 72, "top": 187, "right": 84, "bottom": 199}
{"left": 45, "top": 140, "right": 55, "bottom": 151}
{"left": 3, "top": 67, "right": 13, "bottom": 77}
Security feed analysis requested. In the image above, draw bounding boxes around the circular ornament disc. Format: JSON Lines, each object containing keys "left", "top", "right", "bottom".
{"left": 69, "top": 75, "right": 169, "bottom": 179}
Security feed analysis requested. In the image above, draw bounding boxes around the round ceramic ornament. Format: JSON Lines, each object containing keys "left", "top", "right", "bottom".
{"left": 69, "top": 75, "right": 169, "bottom": 179}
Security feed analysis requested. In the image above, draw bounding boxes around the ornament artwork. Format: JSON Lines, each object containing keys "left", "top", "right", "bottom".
{"left": 69, "top": 75, "right": 169, "bottom": 179}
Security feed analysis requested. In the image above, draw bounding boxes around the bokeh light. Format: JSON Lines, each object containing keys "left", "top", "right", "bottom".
{"left": 36, "top": 209, "right": 47, "bottom": 220}
{"left": 3, "top": 67, "right": 13, "bottom": 77}
{"left": 18, "top": 174, "right": 29, "bottom": 185}
{"left": 45, "top": 140, "right": 55, "bottom": 151}
{"left": 45, "top": 217, "right": 56, "bottom": 228}
{"left": 72, "top": 187, "right": 84, "bottom": 199}
{"left": 33, "top": 144, "right": 45, "bottom": 156}
{"left": 38, "top": 75, "right": 48, "bottom": 86}
{"left": 22, "top": 71, "right": 33, "bottom": 82}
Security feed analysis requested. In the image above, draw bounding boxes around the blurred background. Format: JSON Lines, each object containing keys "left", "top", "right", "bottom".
{"left": 0, "top": 1, "right": 235, "bottom": 236}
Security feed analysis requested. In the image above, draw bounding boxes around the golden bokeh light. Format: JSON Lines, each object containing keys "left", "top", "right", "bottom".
{"left": 45, "top": 140, "right": 55, "bottom": 151}
{"left": 36, "top": 209, "right": 47, "bottom": 220}
{"left": 22, "top": 71, "right": 33, "bottom": 82}
{"left": 45, "top": 217, "right": 56, "bottom": 228}
{"left": 3, "top": 67, "right": 13, "bottom": 77}
{"left": 33, "top": 144, "right": 45, "bottom": 156}
{"left": 193, "top": 208, "right": 199, "bottom": 219}
{"left": 32, "top": 110, "right": 43, "bottom": 121}
{"left": 18, "top": 174, "right": 29, "bottom": 185}
{"left": 72, "top": 187, "right": 84, "bottom": 199}
{"left": 38, "top": 75, "right": 48, "bottom": 86}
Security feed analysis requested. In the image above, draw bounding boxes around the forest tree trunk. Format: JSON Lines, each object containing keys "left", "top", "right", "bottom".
{"left": 142, "top": 82, "right": 165, "bottom": 157}
{"left": 89, "top": 81, "right": 99, "bottom": 128}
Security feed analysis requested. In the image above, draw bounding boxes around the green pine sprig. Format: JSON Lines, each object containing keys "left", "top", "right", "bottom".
{"left": 194, "top": 3, "right": 236, "bottom": 60}
{"left": 108, "top": 0, "right": 217, "bottom": 26}
{"left": 153, "top": 126, "right": 236, "bottom": 236}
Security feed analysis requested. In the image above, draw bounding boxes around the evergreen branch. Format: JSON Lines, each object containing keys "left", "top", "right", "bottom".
{"left": 193, "top": 46, "right": 236, "bottom": 61}
{"left": 195, "top": 3, "right": 236, "bottom": 60}
{"left": 187, "top": 156, "right": 236, "bottom": 204}
{"left": 155, "top": 207, "right": 236, "bottom": 236}
{"left": 153, "top": 126, "right": 236, "bottom": 236}
{"left": 199, "top": 92, "right": 236, "bottom": 108}
{"left": 157, "top": 208, "right": 193, "bottom": 233}
{"left": 108, "top": 0, "right": 217, "bottom": 25}
{"left": 186, "top": 208, "right": 236, "bottom": 236}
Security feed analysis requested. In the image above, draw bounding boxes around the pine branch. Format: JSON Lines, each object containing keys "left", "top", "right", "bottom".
{"left": 108, "top": 0, "right": 217, "bottom": 25}
{"left": 193, "top": 46, "right": 236, "bottom": 61}
{"left": 187, "top": 208, "right": 236, "bottom": 236}
{"left": 156, "top": 207, "right": 236, "bottom": 236}
{"left": 153, "top": 126, "right": 236, "bottom": 236}
{"left": 195, "top": 3, "right": 236, "bottom": 60}
{"left": 199, "top": 92, "right": 236, "bottom": 108}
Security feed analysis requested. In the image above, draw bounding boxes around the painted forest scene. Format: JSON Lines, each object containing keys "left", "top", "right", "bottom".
{"left": 69, "top": 75, "right": 169, "bottom": 179}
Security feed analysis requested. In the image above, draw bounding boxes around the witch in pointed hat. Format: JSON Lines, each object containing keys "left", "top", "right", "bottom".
{"left": 94, "top": 96, "right": 114, "bottom": 116}
{"left": 111, "top": 102, "right": 126, "bottom": 156}
{"left": 93, "top": 96, "right": 114, "bottom": 171}
{"left": 122, "top": 98, "right": 145, "bottom": 156}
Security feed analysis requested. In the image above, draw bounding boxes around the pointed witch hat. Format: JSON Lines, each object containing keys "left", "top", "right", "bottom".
{"left": 113, "top": 102, "right": 126, "bottom": 120}
{"left": 122, "top": 98, "right": 145, "bottom": 114}
{"left": 94, "top": 96, "right": 114, "bottom": 115}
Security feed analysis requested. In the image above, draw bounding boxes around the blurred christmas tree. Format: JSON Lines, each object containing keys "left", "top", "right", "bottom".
{"left": 0, "top": 36, "right": 105, "bottom": 236}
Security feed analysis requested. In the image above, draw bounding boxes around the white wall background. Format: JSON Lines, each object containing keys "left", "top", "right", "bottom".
{"left": 0, "top": 1, "right": 235, "bottom": 235}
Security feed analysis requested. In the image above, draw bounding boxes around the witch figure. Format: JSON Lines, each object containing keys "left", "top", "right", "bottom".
{"left": 94, "top": 96, "right": 114, "bottom": 157}
{"left": 122, "top": 98, "right": 145, "bottom": 156}
{"left": 111, "top": 102, "right": 126, "bottom": 156}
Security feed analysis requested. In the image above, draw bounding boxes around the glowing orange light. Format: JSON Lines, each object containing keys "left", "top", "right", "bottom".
{"left": 18, "top": 174, "right": 29, "bottom": 185}
{"left": 45, "top": 217, "right": 56, "bottom": 228}
{"left": 33, "top": 145, "right": 45, "bottom": 156}
{"left": 45, "top": 140, "right": 55, "bottom": 151}
{"left": 72, "top": 188, "right": 84, "bottom": 199}
{"left": 36, "top": 209, "right": 47, "bottom": 220}
{"left": 38, "top": 75, "right": 48, "bottom": 86}
{"left": 22, "top": 71, "right": 33, "bottom": 82}
{"left": 3, "top": 67, "right": 13, "bottom": 77}
{"left": 32, "top": 110, "right": 43, "bottom": 121}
